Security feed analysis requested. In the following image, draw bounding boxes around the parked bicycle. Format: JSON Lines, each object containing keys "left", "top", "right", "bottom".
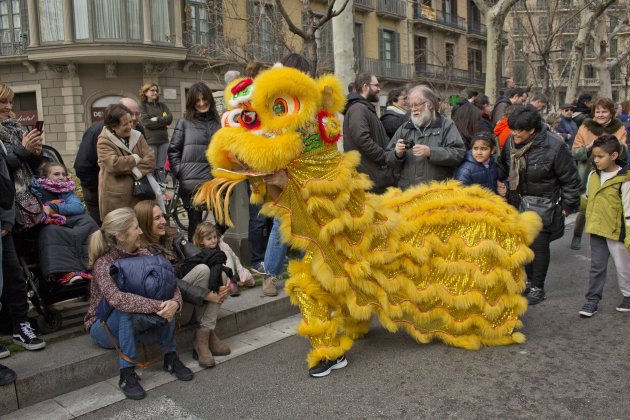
{"left": 161, "top": 171, "right": 210, "bottom": 231}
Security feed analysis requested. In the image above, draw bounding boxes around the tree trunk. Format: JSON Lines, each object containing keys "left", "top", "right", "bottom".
{"left": 594, "top": 17, "right": 612, "bottom": 98}
{"left": 303, "top": 34, "right": 319, "bottom": 76}
{"left": 332, "top": 0, "right": 354, "bottom": 85}
{"left": 484, "top": 18, "right": 504, "bottom": 102}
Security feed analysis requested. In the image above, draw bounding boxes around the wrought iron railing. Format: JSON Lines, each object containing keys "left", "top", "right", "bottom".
{"left": 413, "top": 7, "right": 467, "bottom": 31}
{"left": 357, "top": 57, "right": 414, "bottom": 79}
{"left": 414, "top": 62, "right": 485, "bottom": 85}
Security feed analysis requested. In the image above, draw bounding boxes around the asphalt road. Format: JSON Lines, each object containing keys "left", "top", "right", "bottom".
{"left": 81, "top": 221, "right": 629, "bottom": 420}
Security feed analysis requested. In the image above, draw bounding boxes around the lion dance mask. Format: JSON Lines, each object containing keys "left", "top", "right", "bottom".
{"left": 194, "top": 66, "right": 541, "bottom": 370}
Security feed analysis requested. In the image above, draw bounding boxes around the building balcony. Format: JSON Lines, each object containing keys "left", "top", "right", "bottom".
{"left": 580, "top": 78, "right": 600, "bottom": 86}
{"left": 354, "top": 0, "right": 375, "bottom": 12}
{"left": 413, "top": 6, "right": 467, "bottom": 34}
{"left": 357, "top": 57, "right": 414, "bottom": 80}
{"left": 414, "top": 62, "right": 485, "bottom": 86}
{"left": 0, "top": 30, "right": 28, "bottom": 58}
{"left": 376, "top": 0, "right": 406, "bottom": 19}
{"left": 467, "top": 22, "right": 487, "bottom": 39}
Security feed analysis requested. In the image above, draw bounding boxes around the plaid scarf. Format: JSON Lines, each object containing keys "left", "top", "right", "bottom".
{"left": 37, "top": 177, "right": 76, "bottom": 194}
{"left": 508, "top": 135, "right": 535, "bottom": 192}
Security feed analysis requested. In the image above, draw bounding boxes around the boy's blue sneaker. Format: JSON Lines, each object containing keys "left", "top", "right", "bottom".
{"left": 579, "top": 301, "right": 598, "bottom": 317}
{"left": 616, "top": 297, "right": 630, "bottom": 312}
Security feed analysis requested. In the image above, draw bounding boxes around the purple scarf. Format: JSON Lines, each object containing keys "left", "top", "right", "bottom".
{"left": 37, "top": 177, "right": 76, "bottom": 194}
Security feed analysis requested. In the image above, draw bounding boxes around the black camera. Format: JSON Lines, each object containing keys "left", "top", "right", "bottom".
{"left": 403, "top": 140, "right": 414, "bottom": 149}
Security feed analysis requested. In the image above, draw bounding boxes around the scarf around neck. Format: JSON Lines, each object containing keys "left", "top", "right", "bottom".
{"left": 37, "top": 177, "right": 76, "bottom": 194}
{"left": 508, "top": 135, "right": 536, "bottom": 191}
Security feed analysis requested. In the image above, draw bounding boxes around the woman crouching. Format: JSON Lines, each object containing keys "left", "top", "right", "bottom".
{"left": 134, "top": 200, "right": 230, "bottom": 368}
{"left": 83, "top": 207, "right": 192, "bottom": 400}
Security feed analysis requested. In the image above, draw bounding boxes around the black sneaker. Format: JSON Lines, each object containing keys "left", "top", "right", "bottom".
{"left": 0, "top": 344, "right": 9, "bottom": 359}
{"left": 309, "top": 355, "right": 348, "bottom": 378}
{"left": 12, "top": 322, "right": 46, "bottom": 350}
{"left": 163, "top": 352, "right": 193, "bottom": 381}
{"left": 251, "top": 262, "right": 268, "bottom": 276}
{"left": 579, "top": 301, "right": 598, "bottom": 317}
{"left": 616, "top": 296, "right": 630, "bottom": 312}
{"left": 522, "top": 281, "right": 531, "bottom": 297}
{"left": 0, "top": 364, "right": 16, "bottom": 386}
{"left": 570, "top": 236, "right": 582, "bottom": 250}
{"left": 526, "top": 287, "right": 546, "bottom": 305}
{"left": 119, "top": 367, "right": 145, "bottom": 400}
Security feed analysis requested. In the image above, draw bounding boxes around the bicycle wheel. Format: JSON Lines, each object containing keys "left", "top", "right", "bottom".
{"left": 172, "top": 195, "right": 190, "bottom": 231}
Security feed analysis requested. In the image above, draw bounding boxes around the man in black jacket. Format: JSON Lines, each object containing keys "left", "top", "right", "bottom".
{"left": 342, "top": 73, "right": 395, "bottom": 194}
{"left": 74, "top": 98, "right": 145, "bottom": 225}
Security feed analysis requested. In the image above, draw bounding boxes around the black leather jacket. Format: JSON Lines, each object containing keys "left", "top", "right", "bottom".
{"left": 498, "top": 126, "right": 581, "bottom": 236}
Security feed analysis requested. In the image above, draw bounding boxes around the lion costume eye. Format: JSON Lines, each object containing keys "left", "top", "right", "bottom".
{"left": 221, "top": 108, "right": 242, "bottom": 128}
{"left": 272, "top": 96, "right": 299, "bottom": 116}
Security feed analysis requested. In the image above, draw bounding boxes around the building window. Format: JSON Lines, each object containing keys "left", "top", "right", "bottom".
{"left": 73, "top": 0, "right": 143, "bottom": 42}
{"left": 353, "top": 22, "right": 363, "bottom": 59}
{"left": 379, "top": 29, "right": 399, "bottom": 63}
{"left": 513, "top": 62, "right": 528, "bottom": 85}
{"left": 467, "top": 48, "right": 482, "bottom": 76}
{"left": 150, "top": 0, "right": 171, "bottom": 43}
{"left": 539, "top": 16, "right": 548, "bottom": 34}
{"left": 513, "top": 18, "right": 524, "bottom": 35}
{"left": 514, "top": 40, "right": 524, "bottom": 59}
{"left": 536, "top": 0, "right": 547, "bottom": 9}
{"left": 0, "top": 0, "right": 27, "bottom": 55}
{"left": 559, "top": 61, "right": 569, "bottom": 78}
{"left": 445, "top": 42, "right": 454, "bottom": 66}
{"left": 584, "top": 64, "right": 596, "bottom": 78}
{"left": 414, "top": 35, "right": 427, "bottom": 72}
{"left": 563, "top": 40, "right": 572, "bottom": 54}
{"left": 442, "top": 0, "right": 457, "bottom": 23}
{"left": 559, "top": 0, "right": 571, "bottom": 7}
{"left": 610, "top": 15, "right": 618, "bottom": 31}
{"left": 39, "top": 0, "right": 63, "bottom": 42}
{"left": 248, "top": 1, "right": 284, "bottom": 63}
{"left": 610, "top": 38, "right": 618, "bottom": 55}
{"left": 513, "top": 0, "right": 526, "bottom": 10}
{"left": 312, "top": 14, "right": 333, "bottom": 69}
{"left": 186, "top": 0, "right": 222, "bottom": 54}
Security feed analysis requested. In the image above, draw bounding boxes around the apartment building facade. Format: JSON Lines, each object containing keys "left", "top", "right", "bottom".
{"left": 505, "top": 0, "right": 629, "bottom": 105}
{"left": 0, "top": 0, "right": 489, "bottom": 163}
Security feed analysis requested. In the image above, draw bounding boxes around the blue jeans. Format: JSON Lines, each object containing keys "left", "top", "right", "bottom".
{"left": 264, "top": 218, "right": 288, "bottom": 277}
{"left": 89, "top": 310, "right": 176, "bottom": 369}
{"left": 247, "top": 182, "right": 268, "bottom": 265}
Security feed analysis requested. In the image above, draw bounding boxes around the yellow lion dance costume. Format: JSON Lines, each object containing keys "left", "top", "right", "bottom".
{"left": 195, "top": 66, "right": 541, "bottom": 375}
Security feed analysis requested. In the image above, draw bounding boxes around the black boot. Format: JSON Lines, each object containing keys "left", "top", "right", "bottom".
{"left": 0, "top": 364, "right": 16, "bottom": 386}
{"left": 163, "top": 352, "right": 193, "bottom": 381}
{"left": 118, "top": 367, "right": 145, "bottom": 400}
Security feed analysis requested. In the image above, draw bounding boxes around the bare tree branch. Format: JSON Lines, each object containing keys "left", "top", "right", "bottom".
{"left": 274, "top": 0, "right": 308, "bottom": 38}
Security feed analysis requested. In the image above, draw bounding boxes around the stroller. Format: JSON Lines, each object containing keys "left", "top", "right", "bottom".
{"left": 14, "top": 145, "right": 93, "bottom": 333}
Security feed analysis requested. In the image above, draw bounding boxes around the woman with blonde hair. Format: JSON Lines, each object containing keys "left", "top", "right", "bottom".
{"left": 139, "top": 83, "right": 172, "bottom": 182}
{"left": 84, "top": 207, "right": 192, "bottom": 400}
{"left": 0, "top": 82, "right": 46, "bottom": 353}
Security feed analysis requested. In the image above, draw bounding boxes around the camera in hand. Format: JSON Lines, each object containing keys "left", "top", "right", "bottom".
{"left": 404, "top": 140, "right": 415, "bottom": 149}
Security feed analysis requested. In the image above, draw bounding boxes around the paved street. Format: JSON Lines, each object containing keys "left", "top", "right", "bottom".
{"left": 80, "top": 220, "right": 629, "bottom": 419}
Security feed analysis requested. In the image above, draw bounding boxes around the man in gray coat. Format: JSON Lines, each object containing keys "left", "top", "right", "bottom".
{"left": 385, "top": 85, "right": 466, "bottom": 189}
{"left": 342, "top": 73, "right": 395, "bottom": 194}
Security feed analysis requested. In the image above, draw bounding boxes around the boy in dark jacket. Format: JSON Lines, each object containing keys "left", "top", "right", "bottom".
{"left": 454, "top": 132, "right": 501, "bottom": 194}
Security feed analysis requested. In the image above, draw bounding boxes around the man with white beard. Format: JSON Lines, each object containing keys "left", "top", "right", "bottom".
{"left": 385, "top": 85, "right": 466, "bottom": 189}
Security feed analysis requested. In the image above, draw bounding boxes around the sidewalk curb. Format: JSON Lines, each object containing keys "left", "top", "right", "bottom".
{"left": 0, "top": 288, "right": 298, "bottom": 414}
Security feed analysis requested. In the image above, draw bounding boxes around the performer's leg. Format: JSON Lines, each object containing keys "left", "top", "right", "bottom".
{"left": 285, "top": 272, "right": 353, "bottom": 369}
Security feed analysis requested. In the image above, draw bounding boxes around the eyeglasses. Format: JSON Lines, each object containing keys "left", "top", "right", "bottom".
{"left": 410, "top": 101, "right": 428, "bottom": 109}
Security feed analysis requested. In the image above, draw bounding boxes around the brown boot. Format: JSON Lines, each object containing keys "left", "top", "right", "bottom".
{"left": 208, "top": 330, "right": 231, "bottom": 356}
{"left": 193, "top": 328, "right": 215, "bottom": 368}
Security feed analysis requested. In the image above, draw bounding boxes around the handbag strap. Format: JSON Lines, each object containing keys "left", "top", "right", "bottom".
{"left": 101, "top": 320, "right": 161, "bottom": 368}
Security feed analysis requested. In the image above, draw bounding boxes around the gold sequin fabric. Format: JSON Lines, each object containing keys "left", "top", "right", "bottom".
{"left": 263, "top": 144, "right": 540, "bottom": 361}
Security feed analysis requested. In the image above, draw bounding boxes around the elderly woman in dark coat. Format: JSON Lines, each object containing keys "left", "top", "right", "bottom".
{"left": 497, "top": 105, "right": 581, "bottom": 305}
{"left": 97, "top": 103, "right": 155, "bottom": 219}
{"left": 168, "top": 82, "right": 220, "bottom": 240}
